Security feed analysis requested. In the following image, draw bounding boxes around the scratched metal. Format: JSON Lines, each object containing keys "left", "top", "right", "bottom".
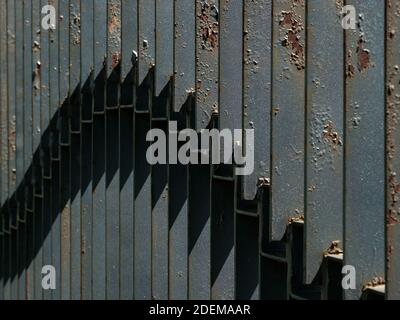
{"left": 174, "top": 0, "right": 195, "bottom": 112}
{"left": 344, "top": 0, "right": 385, "bottom": 300}
{"left": 305, "top": 0, "right": 344, "bottom": 284}
{"left": 271, "top": 0, "right": 305, "bottom": 241}
{"left": 195, "top": 0, "right": 219, "bottom": 131}
{"left": 387, "top": 0, "right": 400, "bottom": 301}
{"left": 155, "top": 0, "right": 173, "bottom": 97}
{"left": 242, "top": 0, "right": 272, "bottom": 201}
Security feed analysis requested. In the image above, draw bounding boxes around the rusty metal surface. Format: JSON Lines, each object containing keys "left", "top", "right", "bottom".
{"left": 0, "top": 0, "right": 398, "bottom": 300}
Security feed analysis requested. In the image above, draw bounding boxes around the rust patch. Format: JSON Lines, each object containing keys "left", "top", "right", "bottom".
{"left": 199, "top": 1, "right": 219, "bottom": 51}
{"left": 279, "top": 4, "right": 305, "bottom": 70}
{"left": 362, "top": 277, "right": 385, "bottom": 291}
{"left": 346, "top": 50, "right": 356, "bottom": 79}
{"left": 325, "top": 240, "right": 343, "bottom": 256}
{"left": 70, "top": 11, "right": 81, "bottom": 45}
{"left": 323, "top": 121, "right": 343, "bottom": 149}
{"left": 357, "top": 39, "right": 371, "bottom": 72}
{"left": 288, "top": 214, "right": 304, "bottom": 224}
{"left": 111, "top": 52, "right": 120, "bottom": 69}
{"left": 8, "top": 116, "right": 16, "bottom": 157}
{"left": 33, "top": 61, "right": 41, "bottom": 96}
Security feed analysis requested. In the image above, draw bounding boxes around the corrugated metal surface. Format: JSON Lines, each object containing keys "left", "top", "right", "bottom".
{"left": 0, "top": 0, "right": 397, "bottom": 300}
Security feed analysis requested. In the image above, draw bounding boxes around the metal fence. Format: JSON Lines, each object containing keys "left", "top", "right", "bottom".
{"left": 0, "top": 0, "right": 398, "bottom": 300}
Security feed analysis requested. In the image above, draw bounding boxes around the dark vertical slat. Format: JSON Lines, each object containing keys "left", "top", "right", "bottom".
{"left": 236, "top": 212, "right": 259, "bottom": 299}
{"left": 134, "top": 113, "right": 151, "bottom": 299}
{"left": 92, "top": 0, "right": 107, "bottom": 300}
{"left": 31, "top": 0, "right": 43, "bottom": 300}
{"left": 174, "top": 0, "right": 196, "bottom": 112}
{"left": 49, "top": 0, "right": 60, "bottom": 301}
{"left": 211, "top": 178, "right": 235, "bottom": 300}
{"left": 387, "top": 0, "right": 400, "bottom": 300}
{"left": 58, "top": 0, "right": 70, "bottom": 300}
{"left": 106, "top": 0, "right": 121, "bottom": 300}
{"left": 344, "top": 0, "right": 385, "bottom": 299}
{"left": 69, "top": 0, "right": 81, "bottom": 300}
{"left": 0, "top": 7, "right": 7, "bottom": 301}
{"left": 151, "top": 120, "right": 169, "bottom": 300}
{"left": 80, "top": 0, "right": 94, "bottom": 301}
{"left": 195, "top": 0, "right": 219, "bottom": 131}
{"left": 271, "top": 0, "right": 305, "bottom": 241}
{"left": 169, "top": 110, "right": 189, "bottom": 300}
{"left": 119, "top": 0, "right": 136, "bottom": 300}
{"left": 120, "top": 107, "right": 134, "bottom": 300}
{"left": 40, "top": 0, "right": 52, "bottom": 301}
{"left": 242, "top": 0, "right": 272, "bottom": 201}
{"left": 189, "top": 163, "right": 211, "bottom": 299}
{"left": 24, "top": 0, "right": 34, "bottom": 292}
{"left": 305, "top": 0, "right": 344, "bottom": 283}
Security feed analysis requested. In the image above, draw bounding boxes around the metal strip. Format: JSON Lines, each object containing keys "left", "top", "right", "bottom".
{"left": 69, "top": 0, "right": 81, "bottom": 300}
{"left": 48, "top": 0, "right": 60, "bottom": 301}
{"left": 188, "top": 163, "right": 211, "bottom": 300}
{"left": 169, "top": 110, "right": 189, "bottom": 300}
{"left": 155, "top": 0, "right": 173, "bottom": 98}
{"left": 92, "top": 0, "right": 107, "bottom": 300}
{"left": 386, "top": 0, "right": 400, "bottom": 300}
{"left": 58, "top": 0, "right": 71, "bottom": 300}
{"left": 151, "top": 120, "right": 169, "bottom": 300}
{"left": 219, "top": 0, "right": 242, "bottom": 133}
{"left": 134, "top": 113, "right": 152, "bottom": 299}
{"left": 211, "top": 178, "right": 235, "bottom": 300}
{"left": 195, "top": 0, "right": 219, "bottom": 131}
{"left": 305, "top": 0, "right": 344, "bottom": 284}
{"left": 344, "top": 0, "right": 385, "bottom": 299}
{"left": 120, "top": 107, "right": 134, "bottom": 299}
{"left": 121, "top": 0, "right": 137, "bottom": 107}
{"left": 80, "top": 0, "right": 94, "bottom": 300}
{"left": 106, "top": 0, "right": 121, "bottom": 300}
{"left": 119, "top": 0, "right": 136, "bottom": 300}
{"left": 271, "top": 0, "right": 305, "bottom": 241}
{"left": 40, "top": 0, "right": 52, "bottom": 301}
{"left": 174, "top": 0, "right": 196, "bottom": 112}
{"left": 242, "top": 0, "right": 272, "bottom": 201}
{"left": 138, "top": 0, "right": 155, "bottom": 90}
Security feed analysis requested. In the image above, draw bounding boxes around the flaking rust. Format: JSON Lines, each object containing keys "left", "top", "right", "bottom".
{"left": 70, "top": 6, "right": 80, "bottom": 46}
{"left": 387, "top": 0, "right": 400, "bottom": 226}
{"left": 279, "top": 0, "right": 305, "bottom": 70}
{"left": 108, "top": 1, "right": 121, "bottom": 69}
{"left": 199, "top": 1, "right": 219, "bottom": 51}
